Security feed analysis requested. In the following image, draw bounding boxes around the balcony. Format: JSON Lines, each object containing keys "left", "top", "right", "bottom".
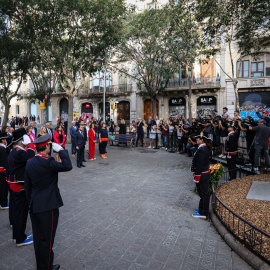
{"left": 78, "top": 84, "right": 134, "bottom": 97}
{"left": 167, "top": 77, "right": 221, "bottom": 89}
{"left": 237, "top": 77, "right": 270, "bottom": 89}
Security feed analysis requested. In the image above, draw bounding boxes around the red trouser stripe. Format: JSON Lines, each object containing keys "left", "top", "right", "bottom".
{"left": 48, "top": 210, "right": 54, "bottom": 270}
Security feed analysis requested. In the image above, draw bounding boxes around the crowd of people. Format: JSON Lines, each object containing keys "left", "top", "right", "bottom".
{"left": 2, "top": 115, "right": 40, "bottom": 127}
{"left": 107, "top": 107, "right": 270, "bottom": 176}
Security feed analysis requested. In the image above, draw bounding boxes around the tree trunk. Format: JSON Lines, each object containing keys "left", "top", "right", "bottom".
{"left": 152, "top": 98, "right": 156, "bottom": 119}
{"left": 233, "top": 82, "right": 240, "bottom": 111}
{"left": 2, "top": 102, "right": 9, "bottom": 126}
{"left": 66, "top": 95, "right": 74, "bottom": 144}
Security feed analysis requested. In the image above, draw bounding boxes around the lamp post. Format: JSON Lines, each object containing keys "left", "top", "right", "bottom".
{"left": 96, "top": 49, "right": 111, "bottom": 124}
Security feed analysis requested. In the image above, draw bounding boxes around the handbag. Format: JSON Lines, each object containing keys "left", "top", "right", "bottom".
{"left": 108, "top": 135, "right": 115, "bottom": 141}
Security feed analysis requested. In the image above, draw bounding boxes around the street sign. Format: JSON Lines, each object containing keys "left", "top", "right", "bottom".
{"left": 45, "top": 94, "right": 48, "bottom": 100}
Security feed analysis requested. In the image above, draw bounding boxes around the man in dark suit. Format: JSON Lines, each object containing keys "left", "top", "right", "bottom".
{"left": 69, "top": 121, "right": 77, "bottom": 156}
{"left": 75, "top": 125, "right": 86, "bottom": 168}
{"left": 97, "top": 115, "right": 103, "bottom": 126}
{"left": 46, "top": 122, "right": 54, "bottom": 156}
{"left": 30, "top": 121, "right": 37, "bottom": 137}
{"left": 25, "top": 134, "right": 72, "bottom": 270}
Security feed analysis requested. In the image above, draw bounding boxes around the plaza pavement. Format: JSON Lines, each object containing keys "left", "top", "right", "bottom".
{"left": 0, "top": 144, "right": 253, "bottom": 270}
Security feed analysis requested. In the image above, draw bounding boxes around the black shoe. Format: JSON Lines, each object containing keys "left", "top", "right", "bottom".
{"left": 83, "top": 159, "right": 87, "bottom": 162}
{"left": 77, "top": 165, "right": 81, "bottom": 168}
{"left": 52, "top": 265, "right": 60, "bottom": 270}
{"left": 81, "top": 164, "right": 86, "bottom": 167}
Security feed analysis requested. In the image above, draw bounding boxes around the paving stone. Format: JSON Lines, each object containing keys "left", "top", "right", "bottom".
{"left": 0, "top": 145, "right": 254, "bottom": 269}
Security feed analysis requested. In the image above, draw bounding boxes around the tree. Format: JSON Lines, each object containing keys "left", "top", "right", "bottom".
{"left": 113, "top": 8, "right": 175, "bottom": 117}
{"left": 163, "top": 0, "right": 208, "bottom": 123}
{"left": 197, "top": 0, "right": 270, "bottom": 111}
{"left": 0, "top": 1, "right": 33, "bottom": 126}
{"left": 26, "top": 64, "right": 58, "bottom": 124}
{"left": 19, "top": 0, "right": 125, "bottom": 140}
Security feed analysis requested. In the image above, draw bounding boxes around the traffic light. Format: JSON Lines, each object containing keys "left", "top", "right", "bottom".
{"left": 113, "top": 102, "right": 117, "bottom": 110}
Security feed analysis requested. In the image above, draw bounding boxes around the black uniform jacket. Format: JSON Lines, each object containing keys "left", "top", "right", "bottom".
{"left": 225, "top": 132, "right": 238, "bottom": 153}
{"left": 24, "top": 150, "right": 72, "bottom": 214}
{"left": 191, "top": 144, "right": 210, "bottom": 176}
{"left": 8, "top": 147, "right": 35, "bottom": 185}
{"left": 0, "top": 146, "right": 7, "bottom": 180}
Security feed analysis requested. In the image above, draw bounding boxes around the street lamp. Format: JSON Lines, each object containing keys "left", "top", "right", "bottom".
{"left": 95, "top": 49, "right": 111, "bottom": 123}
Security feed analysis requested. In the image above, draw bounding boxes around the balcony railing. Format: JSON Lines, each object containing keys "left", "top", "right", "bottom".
{"left": 87, "top": 84, "right": 133, "bottom": 94}
{"left": 167, "top": 76, "right": 221, "bottom": 89}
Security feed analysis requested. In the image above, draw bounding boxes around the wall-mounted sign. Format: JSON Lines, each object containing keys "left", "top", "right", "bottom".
{"left": 197, "top": 96, "right": 216, "bottom": 105}
{"left": 169, "top": 97, "right": 186, "bottom": 106}
{"left": 86, "top": 103, "right": 91, "bottom": 109}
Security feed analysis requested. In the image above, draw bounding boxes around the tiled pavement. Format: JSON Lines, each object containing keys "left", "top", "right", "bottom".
{"left": 0, "top": 145, "right": 254, "bottom": 270}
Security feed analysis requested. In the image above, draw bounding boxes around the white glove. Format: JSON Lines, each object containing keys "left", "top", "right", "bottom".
{"left": 22, "top": 135, "right": 31, "bottom": 145}
{"left": 52, "top": 142, "right": 63, "bottom": 152}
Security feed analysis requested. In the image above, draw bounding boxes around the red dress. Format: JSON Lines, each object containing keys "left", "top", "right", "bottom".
{"left": 88, "top": 129, "right": 96, "bottom": 159}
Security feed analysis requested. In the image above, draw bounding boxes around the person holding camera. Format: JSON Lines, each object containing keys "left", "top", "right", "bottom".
{"left": 249, "top": 119, "right": 270, "bottom": 172}
{"left": 238, "top": 116, "right": 256, "bottom": 165}
{"left": 255, "top": 107, "right": 270, "bottom": 127}
{"left": 219, "top": 114, "right": 229, "bottom": 158}
{"left": 186, "top": 133, "right": 198, "bottom": 158}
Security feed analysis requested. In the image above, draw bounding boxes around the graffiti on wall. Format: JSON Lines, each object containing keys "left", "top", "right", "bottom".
{"left": 197, "top": 106, "right": 216, "bottom": 118}
{"left": 239, "top": 93, "right": 270, "bottom": 120}
{"left": 81, "top": 113, "right": 93, "bottom": 122}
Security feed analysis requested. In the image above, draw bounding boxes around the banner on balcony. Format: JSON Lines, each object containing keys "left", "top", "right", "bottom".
{"left": 239, "top": 92, "right": 270, "bottom": 120}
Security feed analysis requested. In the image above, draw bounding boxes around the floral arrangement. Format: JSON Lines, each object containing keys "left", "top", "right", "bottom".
{"left": 195, "top": 163, "right": 224, "bottom": 194}
{"left": 209, "top": 163, "right": 224, "bottom": 192}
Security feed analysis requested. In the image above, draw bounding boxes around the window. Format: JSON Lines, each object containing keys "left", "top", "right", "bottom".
{"left": 16, "top": 105, "right": 19, "bottom": 115}
{"left": 236, "top": 60, "right": 249, "bottom": 78}
{"left": 147, "top": 3, "right": 155, "bottom": 9}
{"left": 266, "top": 68, "right": 270, "bottom": 76}
{"left": 251, "top": 62, "right": 264, "bottom": 77}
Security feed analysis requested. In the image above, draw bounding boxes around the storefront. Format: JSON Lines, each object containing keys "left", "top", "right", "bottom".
{"left": 197, "top": 96, "right": 216, "bottom": 118}
{"left": 169, "top": 97, "right": 186, "bottom": 117}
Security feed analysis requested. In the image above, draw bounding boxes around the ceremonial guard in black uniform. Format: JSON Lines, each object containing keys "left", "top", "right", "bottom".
{"left": 0, "top": 132, "right": 9, "bottom": 210}
{"left": 225, "top": 125, "right": 238, "bottom": 180}
{"left": 25, "top": 134, "right": 72, "bottom": 270}
{"left": 8, "top": 128, "right": 35, "bottom": 246}
{"left": 191, "top": 133, "right": 212, "bottom": 219}
{"left": 6, "top": 136, "right": 14, "bottom": 227}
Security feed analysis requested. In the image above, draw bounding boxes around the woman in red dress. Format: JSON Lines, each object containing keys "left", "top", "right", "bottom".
{"left": 88, "top": 123, "right": 96, "bottom": 160}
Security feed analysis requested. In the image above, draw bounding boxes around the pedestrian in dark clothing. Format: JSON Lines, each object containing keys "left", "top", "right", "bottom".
{"left": 136, "top": 118, "right": 145, "bottom": 147}
{"left": 75, "top": 125, "right": 86, "bottom": 168}
{"left": 99, "top": 122, "right": 108, "bottom": 158}
{"left": 249, "top": 119, "right": 270, "bottom": 171}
